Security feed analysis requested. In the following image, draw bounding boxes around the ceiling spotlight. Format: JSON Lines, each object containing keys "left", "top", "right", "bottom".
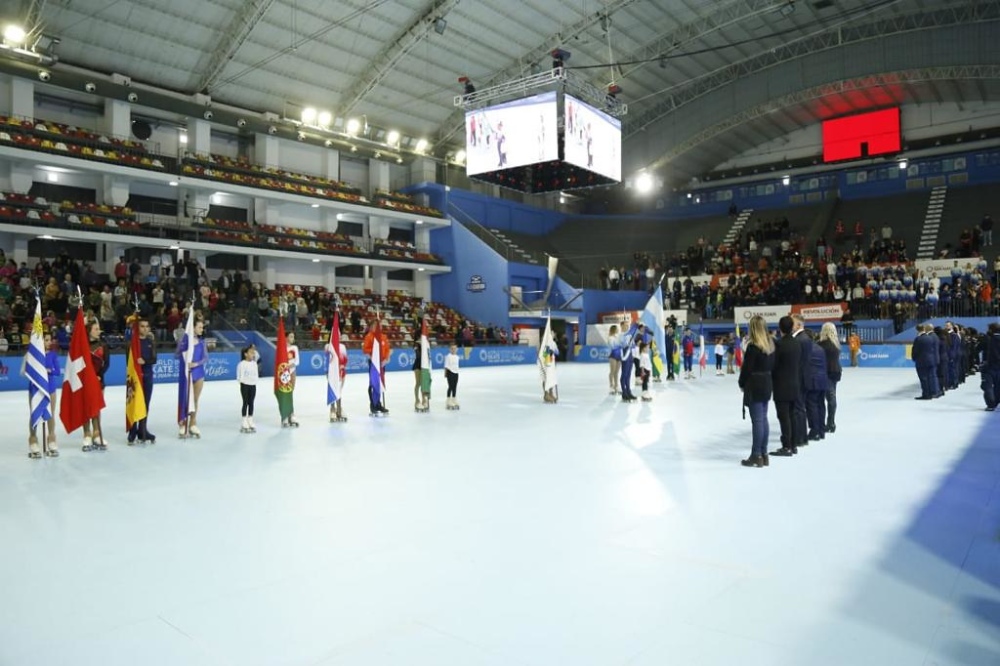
{"left": 203, "top": 110, "right": 213, "bottom": 120}
{"left": 346, "top": 118, "right": 361, "bottom": 135}
{"left": 236, "top": 118, "right": 247, "bottom": 128}
{"left": 324, "top": 139, "right": 333, "bottom": 147}
{"left": 416, "top": 219, "right": 424, "bottom": 225}
{"left": 169, "top": 244, "right": 180, "bottom": 250}
{"left": 179, "top": 133, "right": 188, "bottom": 144}
{"left": 317, "top": 110, "right": 332, "bottom": 127}
{"left": 898, "top": 159, "right": 908, "bottom": 170}
{"left": 168, "top": 181, "right": 178, "bottom": 187}
{"left": 312, "top": 258, "right": 321, "bottom": 263}
{"left": 47, "top": 172, "right": 58, "bottom": 183}
{"left": 311, "top": 204, "right": 320, "bottom": 208}
{"left": 3, "top": 24, "right": 26, "bottom": 46}
{"left": 454, "top": 149, "right": 466, "bottom": 163}
{"left": 127, "top": 92, "right": 139, "bottom": 103}
{"left": 38, "top": 234, "right": 54, "bottom": 240}
{"left": 781, "top": 175, "right": 790, "bottom": 186}
{"left": 551, "top": 48, "right": 571, "bottom": 70}
{"left": 296, "top": 131, "right": 305, "bottom": 141}
{"left": 267, "top": 125, "right": 277, "bottom": 135}
{"left": 396, "top": 157, "right": 403, "bottom": 164}
{"left": 350, "top": 145, "right": 358, "bottom": 153}
{"left": 38, "top": 71, "right": 51, "bottom": 82}
{"left": 374, "top": 151, "right": 382, "bottom": 159}
{"left": 433, "top": 18, "right": 447, "bottom": 35}
{"left": 84, "top": 82, "right": 97, "bottom": 93}
{"left": 415, "top": 138, "right": 428, "bottom": 153}
{"left": 386, "top": 130, "right": 400, "bottom": 145}
{"left": 635, "top": 172, "right": 653, "bottom": 193}
{"left": 301, "top": 107, "right": 317, "bottom": 124}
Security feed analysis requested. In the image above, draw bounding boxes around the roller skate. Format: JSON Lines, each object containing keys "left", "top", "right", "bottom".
{"left": 28, "top": 435, "right": 42, "bottom": 459}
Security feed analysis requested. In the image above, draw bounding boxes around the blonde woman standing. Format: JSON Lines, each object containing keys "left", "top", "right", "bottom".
{"left": 607, "top": 325, "right": 621, "bottom": 394}
{"left": 738, "top": 315, "right": 775, "bottom": 468}
{"left": 817, "top": 322, "right": 843, "bottom": 433}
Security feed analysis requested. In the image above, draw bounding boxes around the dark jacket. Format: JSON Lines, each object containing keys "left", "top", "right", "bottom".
{"left": 912, "top": 333, "right": 938, "bottom": 370}
{"left": 772, "top": 334, "right": 801, "bottom": 402}
{"left": 806, "top": 343, "right": 828, "bottom": 391}
{"left": 794, "top": 330, "right": 816, "bottom": 392}
{"left": 981, "top": 333, "right": 1000, "bottom": 370}
{"left": 819, "top": 339, "right": 843, "bottom": 382}
{"left": 739, "top": 342, "right": 775, "bottom": 403}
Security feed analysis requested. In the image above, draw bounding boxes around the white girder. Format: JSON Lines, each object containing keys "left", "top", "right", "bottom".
{"left": 656, "top": 66, "right": 1000, "bottom": 170}
{"left": 337, "top": 0, "right": 464, "bottom": 117}
{"left": 626, "top": 0, "right": 1000, "bottom": 137}
{"left": 196, "top": 0, "right": 278, "bottom": 93}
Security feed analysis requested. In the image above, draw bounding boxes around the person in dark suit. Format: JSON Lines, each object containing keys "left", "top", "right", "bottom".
{"left": 946, "top": 322, "right": 960, "bottom": 389}
{"left": 738, "top": 315, "right": 775, "bottom": 468}
{"left": 805, "top": 330, "right": 828, "bottom": 440}
{"left": 771, "top": 316, "right": 800, "bottom": 457}
{"left": 934, "top": 327, "right": 948, "bottom": 397}
{"left": 817, "top": 322, "right": 843, "bottom": 433}
{"left": 791, "top": 314, "right": 813, "bottom": 448}
{"left": 912, "top": 323, "right": 940, "bottom": 400}
{"left": 979, "top": 323, "right": 1000, "bottom": 411}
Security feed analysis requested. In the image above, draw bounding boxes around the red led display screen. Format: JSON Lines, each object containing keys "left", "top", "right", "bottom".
{"left": 822, "top": 108, "right": 901, "bottom": 163}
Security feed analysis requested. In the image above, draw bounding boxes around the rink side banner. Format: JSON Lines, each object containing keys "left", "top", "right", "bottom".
{"left": 734, "top": 303, "right": 846, "bottom": 324}
{"left": 292, "top": 345, "right": 535, "bottom": 378}
{"left": 577, "top": 344, "right": 913, "bottom": 368}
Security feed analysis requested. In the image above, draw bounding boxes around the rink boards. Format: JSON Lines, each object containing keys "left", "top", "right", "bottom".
{"left": 575, "top": 344, "right": 913, "bottom": 369}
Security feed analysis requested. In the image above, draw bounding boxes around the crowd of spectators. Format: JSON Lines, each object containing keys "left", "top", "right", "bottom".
{"left": 0, "top": 247, "right": 510, "bottom": 356}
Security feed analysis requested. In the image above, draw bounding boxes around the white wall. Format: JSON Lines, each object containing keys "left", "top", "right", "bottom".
{"left": 275, "top": 202, "right": 323, "bottom": 231}
{"left": 275, "top": 138, "right": 323, "bottom": 175}
{"left": 717, "top": 102, "right": 1000, "bottom": 172}
{"left": 0, "top": 76, "right": 11, "bottom": 115}
{"left": 340, "top": 157, "right": 369, "bottom": 193}
{"left": 209, "top": 132, "right": 239, "bottom": 159}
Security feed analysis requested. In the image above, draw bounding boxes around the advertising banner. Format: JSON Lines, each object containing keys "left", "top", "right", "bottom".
{"left": 790, "top": 302, "right": 847, "bottom": 322}
{"left": 597, "top": 309, "right": 687, "bottom": 327}
{"left": 733, "top": 305, "right": 792, "bottom": 324}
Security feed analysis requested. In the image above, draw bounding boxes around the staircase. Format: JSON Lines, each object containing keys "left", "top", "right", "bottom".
{"left": 917, "top": 186, "right": 947, "bottom": 259}
{"left": 722, "top": 208, "right": 754, "bottom": 247}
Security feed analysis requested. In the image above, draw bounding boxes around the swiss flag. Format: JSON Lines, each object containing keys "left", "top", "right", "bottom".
{"left": 60, "top": 309, "right": 106, "bottom": 434}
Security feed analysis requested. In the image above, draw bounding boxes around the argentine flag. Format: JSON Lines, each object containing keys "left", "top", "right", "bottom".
{"left": 26, "top": 299, "right": 52, "bottom": 429}
{"left": 639, "top": 285, "right": 667, "bottom": 365}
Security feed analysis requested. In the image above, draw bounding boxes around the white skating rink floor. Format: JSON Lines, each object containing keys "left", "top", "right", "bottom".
{"left": 2, "top": 364, "right": 999, "bottom": 666}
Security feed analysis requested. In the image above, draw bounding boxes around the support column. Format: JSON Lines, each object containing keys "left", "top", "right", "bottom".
{"left": 101, "top": 175, "right": 130, "bottom": 207}
{"left": 264, "top": 260, "right": 277, "bottom": 288}
{"left": 2, "top": 162, "right": 34, "bottom": 193}
{"left": 414, "top": 270, "right": 431, "bottom": 302}
{"left": 323, "top": 211, "right": 339, "bottom": 234}
{"left": 103, "top": 98, "right": 130, "bottom": 139}
{"left": 369, "top": 159, "right": 390, "bottom": 195}
{"left": 324, "top": 265, "right": 337, "bottom": 291}
{"left": 188, "top": 119, "right": 212, "bottom": 156}
{"left": 254, "top": 198, "right": 279, "bottom": 226}
{"left": 414, "top": 226, "right": 430, "bottom": 253}
{"left": 10, "top": 77, "right": 34, "bottom": 119}
{"left": 409, "top": 157, "right": 435, "bottom": 185}
{"left": 322, "top": 148, "right": 340, "bottom": 182}
{"left": 255, "top": 133, "right": 279, "bottom": 168}
{"left": 181, "top": 189, "right": 210, "bottom": 221}
{"left": 12, "top": 237, "right": 29, "bottom": 266}
{"left": 105, "top": 243, "right": 124, "bottom": 274}
{"left": 372, "top": 267, "right": 388, "bottom": 296}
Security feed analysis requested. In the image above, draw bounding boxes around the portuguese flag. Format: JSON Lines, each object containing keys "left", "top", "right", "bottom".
{"left": 274, "top": 318, "right": 294, "bottom": 420}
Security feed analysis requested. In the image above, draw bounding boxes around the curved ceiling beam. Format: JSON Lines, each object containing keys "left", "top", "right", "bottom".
{"left": 625, "top": 1, "right": 1000, "bottom": 139}
{"left": 434, "top": 0, "right": 639, "bottom": 143}
{"left": 337, "top": 0, "right": 464, "bottom": 118}
{"left": 663, "top": 66, "right": 1000, "bottom": 173}
{"left": 195, "top": 0, "right": 277, "bottom": 94}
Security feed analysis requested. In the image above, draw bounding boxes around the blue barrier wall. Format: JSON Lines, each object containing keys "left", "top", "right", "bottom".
{"left": 407, "top": 183, "right": 564, "bottom": 236}
{"left": 431, "top": 220, "right": 511, "bottom": 327}
{"left": 575, "top": 343, "right": 915, "bottom": 369}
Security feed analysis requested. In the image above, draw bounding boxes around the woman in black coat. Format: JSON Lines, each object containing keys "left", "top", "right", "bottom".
{"left": 818, "top": 322, "right": 843, "bottom": 433}
{"left": 738, "top": 315, "right": 776, "bottom": 468}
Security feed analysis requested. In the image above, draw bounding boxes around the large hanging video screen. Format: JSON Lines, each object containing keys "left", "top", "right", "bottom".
{"left": 564, "top": 94, "right": 622, "bottom": 182}
{"left": 465, "top": 91, "right": 559, "bottom": 177}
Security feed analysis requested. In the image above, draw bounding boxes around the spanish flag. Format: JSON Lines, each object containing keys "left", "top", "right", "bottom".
{"left": 125, "top": 317, "right": 147, "bottom": 432}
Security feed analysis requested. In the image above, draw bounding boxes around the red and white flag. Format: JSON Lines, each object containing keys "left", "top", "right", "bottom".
{"left": 59, "top": 309, "right": 106, "bottom": 434}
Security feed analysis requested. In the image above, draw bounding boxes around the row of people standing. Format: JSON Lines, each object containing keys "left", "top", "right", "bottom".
{"left": 738, "top": 315, "right": 842, "bottom": 467}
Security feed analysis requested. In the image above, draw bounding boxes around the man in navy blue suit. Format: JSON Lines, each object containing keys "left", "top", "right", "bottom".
{"left": 979, "top": 323, "right": 1000, "bottom": 411}
{"left": 791, "top": 314, "right": 814, "bottom": 448}
{"left": 912, "top": 323, "right": 940, "bottom": 400}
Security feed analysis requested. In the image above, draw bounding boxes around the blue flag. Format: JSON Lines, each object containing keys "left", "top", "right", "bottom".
{"left": 640, "top": 286, "right": 666, "bottom": 364}
{"left": 26, "top": 300, "right": 52, "bottom": 429}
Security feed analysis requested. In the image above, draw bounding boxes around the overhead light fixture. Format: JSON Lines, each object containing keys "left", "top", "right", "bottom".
{"left": 386, "top": 130, "right": 400, "bottom": 145}
{"left": 311, "top": 203, "right": 320, "bottom": 208}
{"left": 324, "top": 139, "right": 333, "bottom": 147}
{"left": 317, "top": 110, "right": 332, "bottom": 127}
{"left": 346, "top": 118, "right": 361, "bottom": 135}
{"left": 415, "top": 219, "right": 423, "bottom": 225}
{"left": 179, "top": 133, "right": 188, "bottom": 144}
{"left": 396, "top": 157, "right": 403, "bottom": 164}
{"left": 433, "top": 18, "right": 447, "bottom": 35}
{"left": 85, "top": 82, "right": 97, "bottom": 93}
{"left": 559, "top": 195, "right": 566, "bottom": 204}
{"left": 415, "top": 138, "right": 428, "bottom": 153}
{"left": 350, "top": 145, "right": 358, "bottom": 153}
{"left": 454, "top": 149, "right": 466, "bottom": 163}
{"left": 374, "top": 151, "right": 382, "bottom": 159}
{"left": 168, "top": 181, "right": 178, "bottom": 187}
{"left": 203, "top": 110, "right": 213, "bottom": 120}
{"left": 898, "top": 159, "right": 908, "bottom": 170}
{"left": 686, "top": 192, "right": 692, "bottom": 199}
{"left": 301, "top": 107, "right": 317, "bottom": 124}
{"left": 781, "top": 175, "right": 790, "bottom": 186}
{"left": 47, "top": 172, "right": 58, "bottom": 183}
{"left": 38, "top": 234, "right": 54, "bottom": 240}
{"left": 312, "top": 258, "right": 321, "bottom": 263}
{"left": 635, "top": 172, "right": 653, "bottom": 193}
{"left": 3, "top": 24, "right": 27, "bottom": 46}
{"left": 418, "top": 267, "right": 426, "bottom": 272}
{"left": 169, "top": 244, "right": 180, "bottom": 250}
{"left": 267, "top": 125, "right": 277, "bottom": 135}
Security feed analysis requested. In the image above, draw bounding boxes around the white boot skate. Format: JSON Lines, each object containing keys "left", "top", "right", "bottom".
{"left": 248, "top": 417, "right": 257, "bottom": 433}
{"left": 241, "top": 417, "right": 250, "bottom": 433}
{"left": 189, "top": 425, "right": 202, "bottom": 439}
{"left": 28, "top": 436, "right": 42, "bottom": 459}
{"left": 82, "top": 435, "right": 93, "bottom": 451}
{"left": 641, "top": 390, "right": 652, "bottom": 402}
{"left": 45, "top": 435, "right": 59, "bottom": 457}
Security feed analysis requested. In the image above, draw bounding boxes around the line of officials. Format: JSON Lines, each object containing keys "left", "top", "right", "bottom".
{"left": 912, "top": 321, "right": 1000, "bottom": 409}
{"left": 737, "top": 314, "right": 843, "bottom": 467}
